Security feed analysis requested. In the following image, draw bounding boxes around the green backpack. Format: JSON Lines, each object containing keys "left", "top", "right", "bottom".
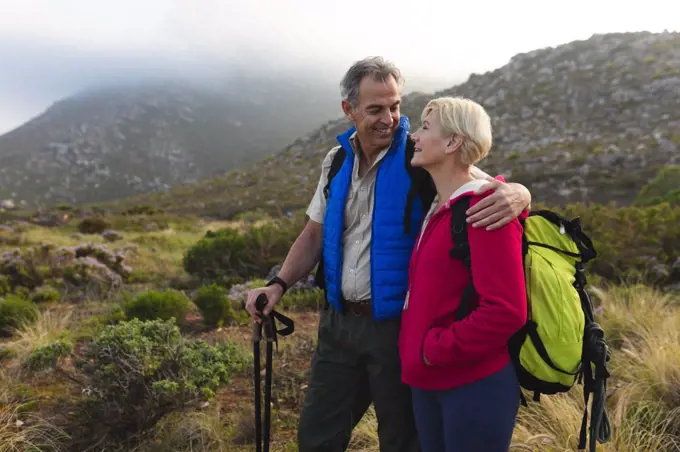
{"left": 448, "top": 196, "right": 612, "bottom": 452}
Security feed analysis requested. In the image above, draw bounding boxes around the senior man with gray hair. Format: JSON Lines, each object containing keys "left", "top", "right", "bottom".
{"left": 246, "top": 56, "right": 532, "bottom": 451}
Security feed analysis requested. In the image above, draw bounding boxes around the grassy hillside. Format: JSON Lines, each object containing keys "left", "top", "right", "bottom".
{"left": 1, "top": 197, "right": 679, "bottom": 451}
{"left": 105, "top": 30, "right": 680, "bottom": 218}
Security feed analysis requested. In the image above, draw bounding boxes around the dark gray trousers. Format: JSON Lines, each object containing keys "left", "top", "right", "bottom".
{"left": 297, "top": 306, "right": 420, "bottom": 452}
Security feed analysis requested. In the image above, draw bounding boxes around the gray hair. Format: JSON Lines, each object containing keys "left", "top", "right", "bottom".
{"left": 340, "top": 56, "right": 404, "bottom": 106}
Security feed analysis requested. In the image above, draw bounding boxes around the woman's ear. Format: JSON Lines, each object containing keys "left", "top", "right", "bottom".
{"left": 444, "top": 135, "right": 463, "bottom": 155}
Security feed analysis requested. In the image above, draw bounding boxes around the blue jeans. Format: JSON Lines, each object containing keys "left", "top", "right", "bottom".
{"left": 410, "top": 362, "right": 520, "bottom": 452}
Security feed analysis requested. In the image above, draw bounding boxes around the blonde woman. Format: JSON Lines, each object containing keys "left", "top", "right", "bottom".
{"left": 398, "top": 97, "right": 527, "bottom": 451}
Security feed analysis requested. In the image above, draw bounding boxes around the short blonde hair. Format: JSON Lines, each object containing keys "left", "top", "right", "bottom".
{"left": 421, "top": 96, "right": 492, "bottom": 166}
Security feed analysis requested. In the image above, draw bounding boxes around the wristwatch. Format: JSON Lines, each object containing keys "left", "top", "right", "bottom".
{"left": 267, "top": 275, "right": 289, "bottom": 294}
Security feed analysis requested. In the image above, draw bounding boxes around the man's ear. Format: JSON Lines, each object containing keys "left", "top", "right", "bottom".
{"left": 341, "top": 99, "right": 355, "bottom": 122}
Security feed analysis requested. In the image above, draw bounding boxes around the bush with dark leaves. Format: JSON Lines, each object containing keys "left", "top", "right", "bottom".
{"left": 78, "top": 217, "right": 112, "bottom": 234}
{"left": 123, "top": 289, "right": 193, "bottom": 325}
{"left": 70, "top": 318, "right": 248, "bottom": 447}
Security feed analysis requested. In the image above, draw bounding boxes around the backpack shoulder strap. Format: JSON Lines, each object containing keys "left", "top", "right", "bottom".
{"left": 449, "top": 196, "right": 471, "bottom": 268}
{"left": 323, "top": 147, "right": 347, "bottom": 200}
{"left": 448, "top": 196, "right": 477, "bottom": 320}
{"left": 315, "top": 146, "right": 347, "bottom": 294}
{"left": 404, "top": 136, "right": 436, "bottom": 233}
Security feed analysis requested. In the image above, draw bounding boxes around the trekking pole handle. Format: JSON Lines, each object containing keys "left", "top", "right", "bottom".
{"left": 252, "top": 293, "right": 268, "bottom": 342}
{"left": 256, "top": 293, "right": 268, "bottom": 313}
{"left": 256, "top": 293, "right": 276, "bottom": 343}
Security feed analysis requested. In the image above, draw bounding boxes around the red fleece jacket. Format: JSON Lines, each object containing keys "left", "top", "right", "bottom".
{"left": 398, "top": 180, "right": 528, "bottom": 390}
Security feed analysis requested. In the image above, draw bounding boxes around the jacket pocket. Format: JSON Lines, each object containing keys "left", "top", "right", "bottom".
{"left": 420, "top": 331, "right": 433, "bottom": 367}
{"left": 421, "top": 323, "right": 464, "bottom": 368}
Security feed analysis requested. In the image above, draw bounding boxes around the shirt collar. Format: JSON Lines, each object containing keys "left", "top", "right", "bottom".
{"left": 349, "top": 131, "right": 392, "bottom": 163}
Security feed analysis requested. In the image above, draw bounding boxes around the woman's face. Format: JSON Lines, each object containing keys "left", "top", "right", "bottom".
{"left": 410, "top": 109, "right": 453, "bottom": 169}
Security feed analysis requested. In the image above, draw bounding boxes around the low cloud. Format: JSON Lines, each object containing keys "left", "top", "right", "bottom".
{"left": 0, "top": 34, "right": 343, "bottom": 134}
{"left": 0, "top": 0, "right": 677, "bottom": 133}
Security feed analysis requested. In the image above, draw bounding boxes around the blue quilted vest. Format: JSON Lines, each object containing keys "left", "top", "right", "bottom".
{"left": 322, "top": 116, "right": 426, "bottom": 320}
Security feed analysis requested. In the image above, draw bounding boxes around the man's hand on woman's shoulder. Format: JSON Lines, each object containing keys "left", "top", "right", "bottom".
{"left": 465, "top": 177, "right": 531, "bottom": 231}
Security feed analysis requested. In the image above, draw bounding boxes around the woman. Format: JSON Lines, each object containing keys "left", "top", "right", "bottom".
{"left": 398, "top": 96, "right": 527, "bottom": 451}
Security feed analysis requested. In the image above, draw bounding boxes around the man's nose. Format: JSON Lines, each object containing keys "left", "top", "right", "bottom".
{"left": 380, "top": 110, "right": 394, "bottom": 126}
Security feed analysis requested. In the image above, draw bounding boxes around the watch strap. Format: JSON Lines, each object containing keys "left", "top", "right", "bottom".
{"left": 267, "top": 275, "right": 289, "bottom": 294}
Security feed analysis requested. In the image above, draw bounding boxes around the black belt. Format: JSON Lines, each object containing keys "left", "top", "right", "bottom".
{"left": 343, "top": 298, "right": 372, "bottom": 317}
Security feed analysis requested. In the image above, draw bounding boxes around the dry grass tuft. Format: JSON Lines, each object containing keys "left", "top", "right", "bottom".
{"left": 0, "top": 371, "right": 69, "bottom": 452}
{"left": 6, "top": 308, "right": 74, "bottom": 364}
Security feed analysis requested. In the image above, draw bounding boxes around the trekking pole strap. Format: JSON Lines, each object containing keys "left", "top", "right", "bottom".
{"left": 260, "top": 309, "right": 295, "bottom": 352}
{"left": 270, "top": 309, "right": 295, "bottom": 336}
{"left": 577, "top": 322, "right": 611, "bottom": 451}
{"left": 254, "top": 293, "right": 295, "bottom": 346}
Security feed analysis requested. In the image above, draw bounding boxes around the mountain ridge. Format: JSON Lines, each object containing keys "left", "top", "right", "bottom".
{"left": 0, "top": 75, "right": 343, "bottom": 207}
{"left": 104, "top": 30, "right": 680, "bottom": 218}
{"left": 3, "top": 30, "right": 679, "bottom": 216}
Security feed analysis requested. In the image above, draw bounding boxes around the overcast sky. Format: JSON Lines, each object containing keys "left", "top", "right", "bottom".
{"left": 0, "top": 0, "right": 678, "bottom": 135}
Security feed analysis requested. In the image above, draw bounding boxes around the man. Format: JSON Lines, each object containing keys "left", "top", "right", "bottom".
{"left": 246, "top": 56, "right": 532, "bottom": 451}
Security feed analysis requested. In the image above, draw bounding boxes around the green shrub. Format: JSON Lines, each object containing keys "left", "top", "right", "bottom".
{"left": 183, "top": 216, "right": 303, "bottom": 283}
{"left": 194, "top": 283, "right": 236, "bottom": 328}
{"left": 234, "top": 208, "right": 271, "bottom": 223}
{"left": 0, "top": 295, "right": 39, "bottom": 336}
{"left": 13, "top": 286, "right": 30, "bottom": 299}
{"left": 635, "top": 165, "right": 680, "bottom": 206}
{"left": 54, "top": 202, "right": 75, "bottom": 212}
{"left": 0, "top": 275, "right": 9, "bottom": 295}
{"left": 72, "top": 318, "right": 249, "bottom": 446}
{"left": 105, "top": 213, "right": 199, "bottom": 233}
{"left": 242, "top": 221, "right": 301, "bottom": 272}
{"left": 183, "top": 227, "right": 248, "bottom": 282}
{"left": 126, "top": 268, "right": 156, "bottom": 284}
{"left": 101, "top": 229, "right": 123, "bottom": 242}
{"left": 279, "top": 287, "right": 324, "bottom": 311}
{"left": 30, "top": 285, "right": 61, "bottom": 303}
{"left": 78, "top": 216, "right": 111, "bottom": 234}
{"left": 123, "top": 289, "right": 193, "bottom": 325}
{"left": 22, "top": 337, "right": 73, "bottom": 373}
{"left": 123, "top": 205, "right": 164, "bottom": 216}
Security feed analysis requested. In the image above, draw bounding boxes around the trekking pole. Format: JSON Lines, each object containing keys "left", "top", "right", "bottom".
{"left": 262, "top": 298, "right": 274, "bottom": 452}
{"left": 252, "top": 292, "right": 296, "bottom": 452}
{"left": 252, "top": 295, "right": 264, "bottom": 452}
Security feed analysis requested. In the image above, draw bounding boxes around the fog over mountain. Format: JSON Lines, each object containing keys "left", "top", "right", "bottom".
{"left": 2, "top": 0, "right": 676, "bottom": 134}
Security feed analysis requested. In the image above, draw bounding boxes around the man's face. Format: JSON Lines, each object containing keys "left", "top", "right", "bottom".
{"left": 343, "top": 74, "right": 401, "bottom": 152}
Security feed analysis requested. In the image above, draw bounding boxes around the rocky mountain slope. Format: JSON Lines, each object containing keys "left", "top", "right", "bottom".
{"left": 0, "top": 76, "right": 341, "bottom": 207}
{"left": 107, "top": 31, "right": 680, "bottom": 218}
